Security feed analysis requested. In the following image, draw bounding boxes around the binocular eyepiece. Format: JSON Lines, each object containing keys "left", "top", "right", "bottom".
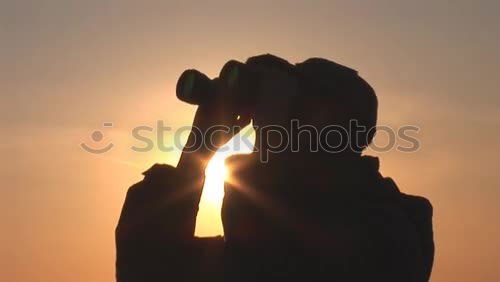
{"left": 176, "top": 60, "right": 258, "bottom": 107}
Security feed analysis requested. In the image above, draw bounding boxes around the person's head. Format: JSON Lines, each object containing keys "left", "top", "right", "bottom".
{"left": 243, "top": 54, "right": 378, "bottom": 158}
{"left": 294, "top": 58, "right": 378, "bottom": 155}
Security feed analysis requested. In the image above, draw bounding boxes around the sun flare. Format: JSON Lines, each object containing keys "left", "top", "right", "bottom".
{"left": 195, "top": 125, "right": 255, "bottom": 237}
{"left": 203, "top": 154, "right": 229, "bottom": 202}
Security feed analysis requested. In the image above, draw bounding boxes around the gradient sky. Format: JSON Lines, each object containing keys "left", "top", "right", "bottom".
{"left": 2, "top": 1, "right": 500, "bottom": 281}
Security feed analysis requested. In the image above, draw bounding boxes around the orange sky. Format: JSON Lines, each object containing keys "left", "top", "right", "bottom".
{"left": 2, "top": 1, "right": 500, "bottom": 281}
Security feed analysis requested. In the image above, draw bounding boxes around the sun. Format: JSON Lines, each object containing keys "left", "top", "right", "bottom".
{"left": 206, "top": 154, "right": 229, "bottom": 182}
{"left": 202, "top": 154, "right": 229, "bottom": 202}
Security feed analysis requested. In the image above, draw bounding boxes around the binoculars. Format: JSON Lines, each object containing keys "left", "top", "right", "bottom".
{"left": 176, "top": 60, "right": 258, "bottom": 109}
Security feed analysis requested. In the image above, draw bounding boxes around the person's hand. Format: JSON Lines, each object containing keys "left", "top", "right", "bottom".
{"left": 177, "top": 78, "right": 251, "bottom": 174}
{"left": 245, "top": 58, "right": 301, "bottom": 155}
{"left": 252, "top": 65, "right": 300, "bottom": 126}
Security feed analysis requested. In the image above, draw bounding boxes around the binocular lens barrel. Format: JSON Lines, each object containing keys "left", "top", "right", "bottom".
{"left": 220, "top": 60, "right": 244, "bottom": 90}
{"left": 219, "top": 60, "right": 256, "bottom": 102}
{"left": 175, "top": 60, "right": 257, "bottom": 106}
{"left": 176, "top": 69, "right": 213, "bottom": 105}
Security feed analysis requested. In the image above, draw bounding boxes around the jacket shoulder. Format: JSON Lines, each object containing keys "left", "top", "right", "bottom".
{"left": 381, "top": 177, "right": 433, "bottom": 218}
{"left": 401, "top": 193, "right": 433, "bottom": 218}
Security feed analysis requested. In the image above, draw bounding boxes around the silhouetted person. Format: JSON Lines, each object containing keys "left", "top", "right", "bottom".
{"left": 220, "top": 55, "right": 433, "bottom": 282}
{"left": 115, "top": 54, "right": 434, "bottom": 282}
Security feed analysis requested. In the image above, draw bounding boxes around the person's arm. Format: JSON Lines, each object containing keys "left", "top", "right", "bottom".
{"left": 115, "top": 78, "right": 249, "bottom": 281}
{"left": 115, "top": 164, "right": 200, "bottom": 281}
{"left": 399, "top": 193, "right": 434, "bottom": 281}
